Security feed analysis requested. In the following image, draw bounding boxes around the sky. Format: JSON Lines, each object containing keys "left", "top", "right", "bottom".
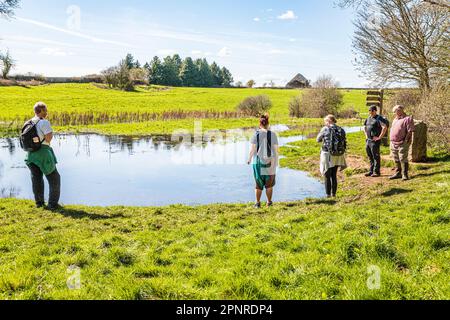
{"left": 0, "top": 0, "right": 370, "bottom": 87}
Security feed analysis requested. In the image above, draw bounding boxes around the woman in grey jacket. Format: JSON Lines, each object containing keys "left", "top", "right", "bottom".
{"left": 316, "top": 115, "right": 347, "bottom": 198}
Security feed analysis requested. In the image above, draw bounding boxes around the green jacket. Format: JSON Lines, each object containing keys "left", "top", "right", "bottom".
{"left": 25, "top": 145, "right": 58, "bottom": 175}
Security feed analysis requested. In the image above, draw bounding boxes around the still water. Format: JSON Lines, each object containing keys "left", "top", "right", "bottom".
{"left": 0, "top": 126, "right": 361, "bottom": 206}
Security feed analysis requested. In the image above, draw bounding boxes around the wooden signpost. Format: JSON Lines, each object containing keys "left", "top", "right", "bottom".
{"left": 366, "top": 90, "right": 384, "bottom": 115}
{"left": 367, "top": 89, "right": 388, "bottom": 146}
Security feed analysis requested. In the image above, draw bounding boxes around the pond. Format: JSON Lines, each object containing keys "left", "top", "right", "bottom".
{"left": 0, "top": 126, "right": 362, "bottom": 206}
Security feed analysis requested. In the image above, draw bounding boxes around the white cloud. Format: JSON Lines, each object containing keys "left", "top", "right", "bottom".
{"left": 38, "top": 47, "right": 72, "bottom": 57}
{"left": 16, "top": 17, "right": 133, "bottom": 47}
{"left": 218, "top": 47, "right": 232, "bottom": 57}
{"left": 268, "top": 49, "right": 285, "bottom": 55}
{"left": 253, "top": 17, "right": 260, "bottom": 22}
{"left": 277, "top": 10, "right": 298, "bottom": 20}
{"left": 157, "top": 49, "right": 176, "bottom": 56}
{"left": 191, "top": 50, "right": 212, "bottom": 57}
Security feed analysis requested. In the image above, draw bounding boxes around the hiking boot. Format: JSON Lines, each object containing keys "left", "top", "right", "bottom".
{"left": 36, "top": 202, "right": 45, "bottom": 209}
{"left": 364, "top": 172, "right": 374, "bottom": 177}
{"left": 390, "top": 162, "right": 402, "bottom": 180}
{"left": 402, "top": 163, "right": 410, "bottom": 181}
{"left": 46, "top": 204, "right": 63, "bottom": 212}
{"left": 253, "top": 202, "right": 261, "bottom": 209}
{"left": 371, "top": 173, "right": 381, "bottom": 177}
{"left": 267, "top": 201, "right": 273, "bottom": 207}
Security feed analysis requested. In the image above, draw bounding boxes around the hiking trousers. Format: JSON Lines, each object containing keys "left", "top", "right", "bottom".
{"left": 366, "top": 140, "right": 381, "bottom": 175}
{"left": 27, "top": 163, "right": 61, "bottom": 207}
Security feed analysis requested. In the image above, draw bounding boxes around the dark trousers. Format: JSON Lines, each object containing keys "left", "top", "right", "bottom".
{"left": 325, "top": 166, "right": 338, "bottom": 196}
{"left": 366, "top": 140, "right": 381, "bottom": 174}
{"left": 27, "top": 163, "right": 61, "bottom": 207}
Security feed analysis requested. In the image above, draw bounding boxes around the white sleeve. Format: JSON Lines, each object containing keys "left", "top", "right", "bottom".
{"left": 40, "top": 120, "right": 53, "bottom": 135}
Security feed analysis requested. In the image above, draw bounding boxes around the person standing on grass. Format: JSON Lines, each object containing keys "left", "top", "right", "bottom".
{"left": 317, "top": 115, "right": 347, "bottom": 198}
{"left": 247, "top": 114, "right": 279, "bottom": 208}
{"left": 364, "top": 106, "right": 388, "bottom": 177}
{"left": 23, "top": 102, "right": 61, "bottom": 211}
{"left": 389, "top": 105, "right": 415, "bottom": 181}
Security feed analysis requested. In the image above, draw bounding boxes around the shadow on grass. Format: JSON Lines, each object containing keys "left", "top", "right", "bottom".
{"left": 412, "top": 169, "right": 450, "bottom": 179}
{"left": 381, "top": 188, "right": 413, "bottom": 197}
{"left": 305, "top": 198, "right": 337, "bottom": 206}
{"left": 57, "top": 207, "right": 125, "bottom": 220}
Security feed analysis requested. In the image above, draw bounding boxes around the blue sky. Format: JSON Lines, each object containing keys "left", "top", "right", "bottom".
{"left": 0, "top": 0, "right": 368, "bottom": 86}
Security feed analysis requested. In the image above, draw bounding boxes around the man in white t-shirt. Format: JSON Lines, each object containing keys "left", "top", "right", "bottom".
{"left": 24, "top": 102, "right": 61, "bottom": 210}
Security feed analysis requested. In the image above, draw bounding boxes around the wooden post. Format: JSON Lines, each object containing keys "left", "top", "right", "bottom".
{"left": 366, "top": 89, "right": 388, "bottom": 146}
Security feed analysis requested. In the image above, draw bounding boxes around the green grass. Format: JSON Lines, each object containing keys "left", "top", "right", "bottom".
{"left": 0, "top": 131, "right": 448, "bottom": 300}
{"left": 0, "top": 84, "right": 366, "bottom": 136}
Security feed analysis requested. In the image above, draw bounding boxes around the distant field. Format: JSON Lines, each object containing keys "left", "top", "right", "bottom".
{"left": 0, "top": 84, "right": 367, "bottom": 135}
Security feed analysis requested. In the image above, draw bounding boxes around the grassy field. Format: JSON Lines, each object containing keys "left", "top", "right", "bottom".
{"left": 0, "top": 84, "right": 366, "bottom": 136}
{"left": 0, "top": 131, "right": 448, "bottom": 300}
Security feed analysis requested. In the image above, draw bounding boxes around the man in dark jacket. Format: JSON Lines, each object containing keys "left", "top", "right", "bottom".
{"left": 364, "top": 106, "right": 388, "bottom": 177}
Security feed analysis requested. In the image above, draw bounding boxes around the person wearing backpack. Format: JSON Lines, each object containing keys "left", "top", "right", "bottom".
{"left": 364, "top": 106, "right": 389, "bottom": 177}
{"left": 21, "top": 102, "right": 61, "bottom": 210}
{"left": 247, "top": 114, "right": 279, "bottom": 208}
{"left": 317, "top": 115, "right": 347, "bottom": 198}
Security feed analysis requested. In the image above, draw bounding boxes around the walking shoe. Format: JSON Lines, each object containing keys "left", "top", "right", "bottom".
{"left": 253, "top": 202, "right": 261, "bottom": 209}
{"left": 389, "top": 172, "right": 402, "bottom": 180}
{"left": 371, "top": 173, "right": 381, "bottom": 177}
{"left": 36, "top": 202, "right": 45, "bottom": 208}
{"left": 390, "top": 162, "right": 402, "bottom": 180}
{"left": 46, "top": 204, "right": 63, "bottom": 212}
{"left": 364, "top": 172, "right": 374, "bottom": 177}
{"left": 267, "top": 201, "right": 273, "bottom": 207}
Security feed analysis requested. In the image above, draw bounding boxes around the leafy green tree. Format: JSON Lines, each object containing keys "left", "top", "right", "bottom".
{"left": 247, "top": 80, "right": 256, "bottom": 88}
{"left": 0, "top": 0, "right": 20, "bottom": 18}
{"left": 172, "top": 54, "right": 182, "bottom": 74}
{"left": 220, "top": 67, "right": 233, "bottom": 87}
{"left": 197, "top": 58, "right": 214, "bottom": 87}
{"left": 179, "top": 57, "right": 198, "bottom": 87}
{"left": 124, "top": 53, "right": 136, "bottom": 70}
{"left": 210, "top": 62, "right": 223, "bottom": 87}
{"left": 162, "top": 56, "right": 182, "bottom": 86}
{"left": 148, "top": 56, "right": 164, "bottom": 85}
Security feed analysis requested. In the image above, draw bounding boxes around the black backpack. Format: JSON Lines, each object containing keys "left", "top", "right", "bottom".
{"left": 256, "top": 130, "right": 272, "bottom": 159}
{"left": 20, "top": 119, "right": 43, "bottom": 152}
{"left": 324, "top": 126, "right": 347, "bottom": 156}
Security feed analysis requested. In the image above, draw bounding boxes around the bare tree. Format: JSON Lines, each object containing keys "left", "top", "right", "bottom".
{"left": 0, "top": 0, "right": 20, "bottom": 18}
{"left": 0, "top": 50, "right": 15, "bottom": 79}
{"left": 336, "top": 0, "right": 450, "bottom": 9}
{"left": 352, "top": 0, "right": 449, "bottom": 90}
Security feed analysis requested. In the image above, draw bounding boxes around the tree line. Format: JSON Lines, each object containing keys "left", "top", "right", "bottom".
{"left": 102, "top": 53, "right": 234, "bottom": 90}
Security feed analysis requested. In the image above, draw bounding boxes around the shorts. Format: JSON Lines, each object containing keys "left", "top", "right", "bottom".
{"left": 255, "top": 175, "right": 276, "bottom": 190}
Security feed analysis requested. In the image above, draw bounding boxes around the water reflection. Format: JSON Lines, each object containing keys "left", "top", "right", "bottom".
{"left": 0, "top": 126, "right": 361, "bottom": 206}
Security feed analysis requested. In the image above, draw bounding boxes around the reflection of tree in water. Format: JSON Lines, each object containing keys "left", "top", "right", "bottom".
{"left": 5, "top": 138, "right": 16, "bottom": 155}
{"left": 0, "top": 186, "right": 21, "bottom": 198}
{"left": 103, "top": 134, "right": 179, "bottom": 155}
